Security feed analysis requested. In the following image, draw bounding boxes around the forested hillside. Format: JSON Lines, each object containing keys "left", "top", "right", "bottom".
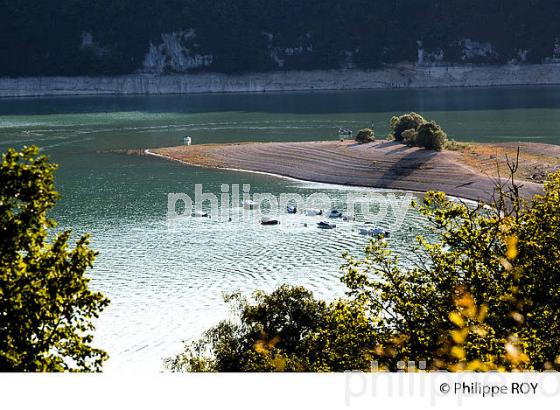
{"left": 1, "top": 0, "right": 559, "bottom": 77}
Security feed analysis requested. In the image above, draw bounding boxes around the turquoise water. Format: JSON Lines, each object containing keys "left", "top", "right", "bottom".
{"left": 1, "top": 86, "right": 559, "bottom": 371}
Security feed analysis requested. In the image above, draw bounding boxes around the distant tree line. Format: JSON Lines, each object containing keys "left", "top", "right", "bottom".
{"left": 1, "top": 0, "right": 559, "bottom": 76}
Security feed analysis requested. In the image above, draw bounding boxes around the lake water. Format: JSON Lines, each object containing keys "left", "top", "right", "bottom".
{"left": 1, "top": 86, "right": 560, "bottom": 372}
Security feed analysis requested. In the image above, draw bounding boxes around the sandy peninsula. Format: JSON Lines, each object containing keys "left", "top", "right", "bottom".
{"left": 148, "top": 140, "right": 557, "bottom": 202}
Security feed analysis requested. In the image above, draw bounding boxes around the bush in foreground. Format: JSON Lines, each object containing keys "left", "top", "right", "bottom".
{"left": 168, "top": 169, "right": 560, "bottom": 372}
{"left": 165, "top": 285, "right": 376, "bottom": 372}
{"left": 0, "top": 146, "right": 109, "bottom": 371}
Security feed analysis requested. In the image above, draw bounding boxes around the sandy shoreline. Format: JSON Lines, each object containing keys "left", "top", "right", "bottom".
{"left": 148, "top": 140, "right": 555, "bottom": 202}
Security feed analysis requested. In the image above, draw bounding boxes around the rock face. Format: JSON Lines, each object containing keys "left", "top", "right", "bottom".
{"left": 141, "top": 30, "right": 213, "bottom": 74}
{"left": 1, "top": 63, "right": 560, "bottom": 97}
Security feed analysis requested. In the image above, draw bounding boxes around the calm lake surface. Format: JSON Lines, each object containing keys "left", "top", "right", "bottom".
{"left": 1, "top": 86, "right": 560, "bottom": 371}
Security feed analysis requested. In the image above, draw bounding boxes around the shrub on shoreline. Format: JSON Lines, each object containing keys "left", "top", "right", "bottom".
{"left": 355, "top": 128, "right": 375, "bottom": 143}
{"left": 389, "top": 112, "right": 426, "bottom": 141}
{"left": 390, "top": 112, "right": 448, "bottom": 151}
{"left": 415, "top": 121, "right": 448, "bottom": 151}
{"left": 401, "top": 128, "right": 417, "bottom": 145}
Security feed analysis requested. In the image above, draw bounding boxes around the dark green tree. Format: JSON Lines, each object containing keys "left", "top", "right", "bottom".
{"left": 166, "top": 284, "right": 377, "bottom": 372}
{"left": 401, "top": 128, "right": 417, "bottom": 146}
{"left": 355, "top": 128, "right": 375, "bottom": 143}
{"left": 415, "top": 121, "right": 448, "bottom": 151}
{"left": 389, "top": 112, "right": 426, "bottom": 141}
{"left": 166, "top": 285, "right": 328, "bottom": 371}
{"left": 0, "top": 146, "right": 109, "bottom": 372}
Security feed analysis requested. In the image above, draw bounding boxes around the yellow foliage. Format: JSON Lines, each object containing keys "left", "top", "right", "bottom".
{"left": 505, "top": 342, "right": 530, "bottom": 366}
{"left": 506, "top": 236, "right": 519, "bottom": 260}
{"left": 449, "top": 312, "right": 464, "bottom": 327}
{"left": 510, "top": 312, "right": 524, "bottom": 324}
{"left": 451, "top": 346, "right": 466, "bottom": 360}
{"left": 455, "top": 292, "right": 477, "bottom": 318}
{"left": 272, "top": 356, "right": 287, "bottom": 372}
{"left": 451, "top": 328, "right": 468, "bottom": 344}
{"left": 446, "top": 290, "right": 532, "bottom": 372}
{"left": 254, "top": 334, "right": 281, "bottom": 355}
{"left": 477, "top": 305, "right": 489, "bottom": 322}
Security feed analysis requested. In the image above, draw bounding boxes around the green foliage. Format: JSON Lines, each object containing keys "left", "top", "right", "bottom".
{"left": 166, "top": 285, "right": 325, "bottom": 371}
{"left": 341, "top": 170, "right": 560, "bottom": 370}
{"left": 1, "top": 1, "right": 559, "bottom": 76}
{"left": 165, "top": 284, "right": 376, "bottom": 372}
{"left": 445, "top": 139, "right": 471, "bottom": 151}
{"left": 390, "top": 113, "right": 448, "bottom": 151}
{"left": 415, "top": 121, "right": 448, "bottom": 151}
{"left": 401, "top": 128, "right": 417, "bottom": 146}
{"left": 389, "top": 112, "right": 426, "bottom": 141}
{"left": 171, "top": 169, "right": 560, "bottom": 372}
{"left": 355, "top": 128, "right": 375, "bottom": 143}
{"left": 0, "top": 146, "right": 109, "bottom": 372}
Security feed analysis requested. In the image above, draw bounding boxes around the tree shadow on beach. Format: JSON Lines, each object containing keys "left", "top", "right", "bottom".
{"left": 375, "top": 145, "right": 439, "bottom": 185}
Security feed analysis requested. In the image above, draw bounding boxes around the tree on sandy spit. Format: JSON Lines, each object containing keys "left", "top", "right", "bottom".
{"left": 168, "top": 166, "right": 560, "bottom": 372}
{"left": 390, "top": 113, "right": 448, "bottom": 151}
{"left": 0, "top": 146, "right": 109, "bottom": 371}
{"left": 415, "top": 121, "right": 448, "bottom": 151}
{"left": 389, "top": 112, "right": 426, "bottom": 141}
